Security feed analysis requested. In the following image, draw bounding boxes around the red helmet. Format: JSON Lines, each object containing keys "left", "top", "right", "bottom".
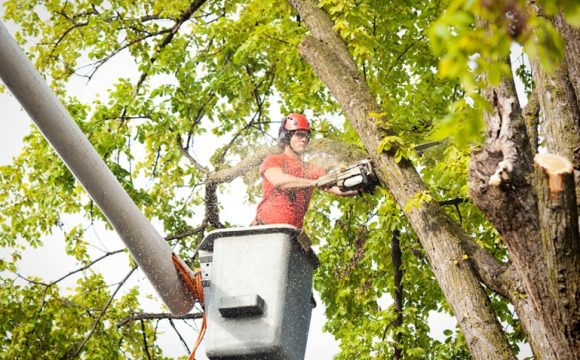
{"left": 283, "top": 113, "right": 310, "bottom": 131}
{"left": 279, "top": 113, "right": 311, "bottom": 146}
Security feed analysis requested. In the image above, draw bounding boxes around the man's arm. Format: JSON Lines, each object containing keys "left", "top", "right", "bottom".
{"left": 264, "top": 167, "right": 360, "bottom": 196}
{"left": 263, "top": 167, "right": 316, "bottom": 190}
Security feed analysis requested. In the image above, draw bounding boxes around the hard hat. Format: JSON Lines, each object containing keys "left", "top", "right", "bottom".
{"left": 278, "top": 113, "right": 311, "bottom": 146}
{"left": 283, "top": 113, "right": 310, "bottom": 131}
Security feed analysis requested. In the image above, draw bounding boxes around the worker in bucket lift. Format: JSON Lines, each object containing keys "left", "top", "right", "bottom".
{"left": 252, "top": 113, "right": 358, "bottom": 229}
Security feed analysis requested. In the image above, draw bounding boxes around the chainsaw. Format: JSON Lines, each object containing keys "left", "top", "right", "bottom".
{"left": 315, "top": 159, "right": 379, "bottom": 194}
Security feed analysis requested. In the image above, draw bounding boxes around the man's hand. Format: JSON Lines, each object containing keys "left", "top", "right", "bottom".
{"left": 334, "top": 162, "right": 347, "bottom": 172}
{"left": 324, "top": 185, "right": 361, "bottom": 197}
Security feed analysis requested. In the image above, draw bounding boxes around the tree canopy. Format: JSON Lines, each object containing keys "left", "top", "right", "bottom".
{"left": 1, "top": 0, "right": 579, "bottom": 359}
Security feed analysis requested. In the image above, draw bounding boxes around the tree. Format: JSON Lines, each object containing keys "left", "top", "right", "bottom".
{"left": 1, "top": 0, "right": 579, "bottom": 359}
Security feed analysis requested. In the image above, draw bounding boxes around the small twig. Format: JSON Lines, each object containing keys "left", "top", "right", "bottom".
{"left": 414, "top": 140, "right": 442, "bottom": 156}
{"left": 212, "top": 70, "right": 274, "bottom": 167}
{"left": 84, "top": 30, "right": 172, "bottom": 81}
{"left": 165, "top": 224, "right": 207, "bottom": 242}
{"left": 140, "top": 320, "right": 152, "bottom": 360}
{"left": 169, "top": 318, "right": 191, "bottom": 354}
{"left": 176, "top": 134, "right": 209, "bottom": 173}
{"left": 385, "top": 35, "right": 426, "bottom": 78}
{"left": 50, "top": 249, "right": 126, "bottom": 287}
{"left": 15, "top": 249, "right": 126, "bottom": 313}
{"left": 48, "top": 21, "right": 89, "bottom": 59}
{"left": 117, "top": 311, "right": 204, "bottom": 328}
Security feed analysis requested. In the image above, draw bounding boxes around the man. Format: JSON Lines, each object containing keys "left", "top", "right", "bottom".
{"left": 253, "top": 113, "right": 356, "bottom": 228}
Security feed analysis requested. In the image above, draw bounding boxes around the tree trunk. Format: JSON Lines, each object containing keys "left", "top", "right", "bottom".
{"left": 530, "top": 11, "right": 580, "bottom": 357}
{"left": 535, "top": 154, "right": 580, "bottom": 353}
{"left": 287, "top": 1, "right": 515, "bottom": 359}
{"left": 542, "top": 13, "right": 580, "bottom": 211}
{"left": 529, "top": 31, "right": 580, "bottom": 210}
{"left": 552, "top": 15, "right": 580, "bottom": 113}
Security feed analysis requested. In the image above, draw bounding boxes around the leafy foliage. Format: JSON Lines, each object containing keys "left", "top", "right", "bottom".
{"left": 0, "top": 275, "right": 168, "bottom": 359}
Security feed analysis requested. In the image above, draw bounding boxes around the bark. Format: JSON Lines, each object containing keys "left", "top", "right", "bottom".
{"left": 534, "top": 154, "right": 580, "bottom": 353}
{"left": 287, "top": 1, "right": 515, "bottom": 359}
{"left": 523, "top": 90, "right": 540, "bottom": 154}
{"left": 532, "top": 14, "right": 580, "bottom": 210}
{"left": 204, "top": 182, "right": 223, "bottom": 228}
{"left": 457, "top": 219, "right": 556, "bottom": 357}
{"left": 530, "top": 49, "right": 580, "bottom": 193}
{"left": 552, "top": 15, "right": 580, "bottom": 112}
{"left": 391, "top": 232, "right": 403, "bottom": 360}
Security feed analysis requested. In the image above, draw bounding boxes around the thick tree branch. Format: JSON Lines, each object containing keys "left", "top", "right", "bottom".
{"left": 165, "top": 224, "right": 207, "bottom": 242}
{"left": 532, "top": 11, "right": 580, "bottom": 215}
{"left": 552, "top": 14, "right": 580, "bottom": 113}
{"left": 458, "top": 235, "right": 511, "bottom": 297}
{"left": 204, "top": 182, "right": 223, "bottom": 228}
{"left": 391, "top": 231, "right": 403, "bottom": 360}
{"left": 530, "top": 44, "right": 580, "bottom": 174}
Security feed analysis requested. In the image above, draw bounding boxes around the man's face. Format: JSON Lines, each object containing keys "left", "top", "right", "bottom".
{"left": 289, "top": 130, "right": 310, "bottom": 154}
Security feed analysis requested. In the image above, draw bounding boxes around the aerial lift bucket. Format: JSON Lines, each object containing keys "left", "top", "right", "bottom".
{"left": 198, "top": 225, "right": 319, "bottom": 360}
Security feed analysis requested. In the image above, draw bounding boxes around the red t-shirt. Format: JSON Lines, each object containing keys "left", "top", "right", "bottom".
{"left": 255, "top": 153, "right": 325, "bottom": 228}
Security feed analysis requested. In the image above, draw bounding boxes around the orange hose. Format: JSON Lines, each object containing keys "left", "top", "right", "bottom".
{"left": 172, "top": 254, "right": 207, "bottom": 360}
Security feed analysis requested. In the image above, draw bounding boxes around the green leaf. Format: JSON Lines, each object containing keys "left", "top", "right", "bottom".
{"left": 564, "top": 1, "right": 580, "bottom": 26}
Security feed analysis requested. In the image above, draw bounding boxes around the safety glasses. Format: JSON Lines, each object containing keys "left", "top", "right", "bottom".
{"left": 293, "top": 131, "right": 310, "bottom": 140}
